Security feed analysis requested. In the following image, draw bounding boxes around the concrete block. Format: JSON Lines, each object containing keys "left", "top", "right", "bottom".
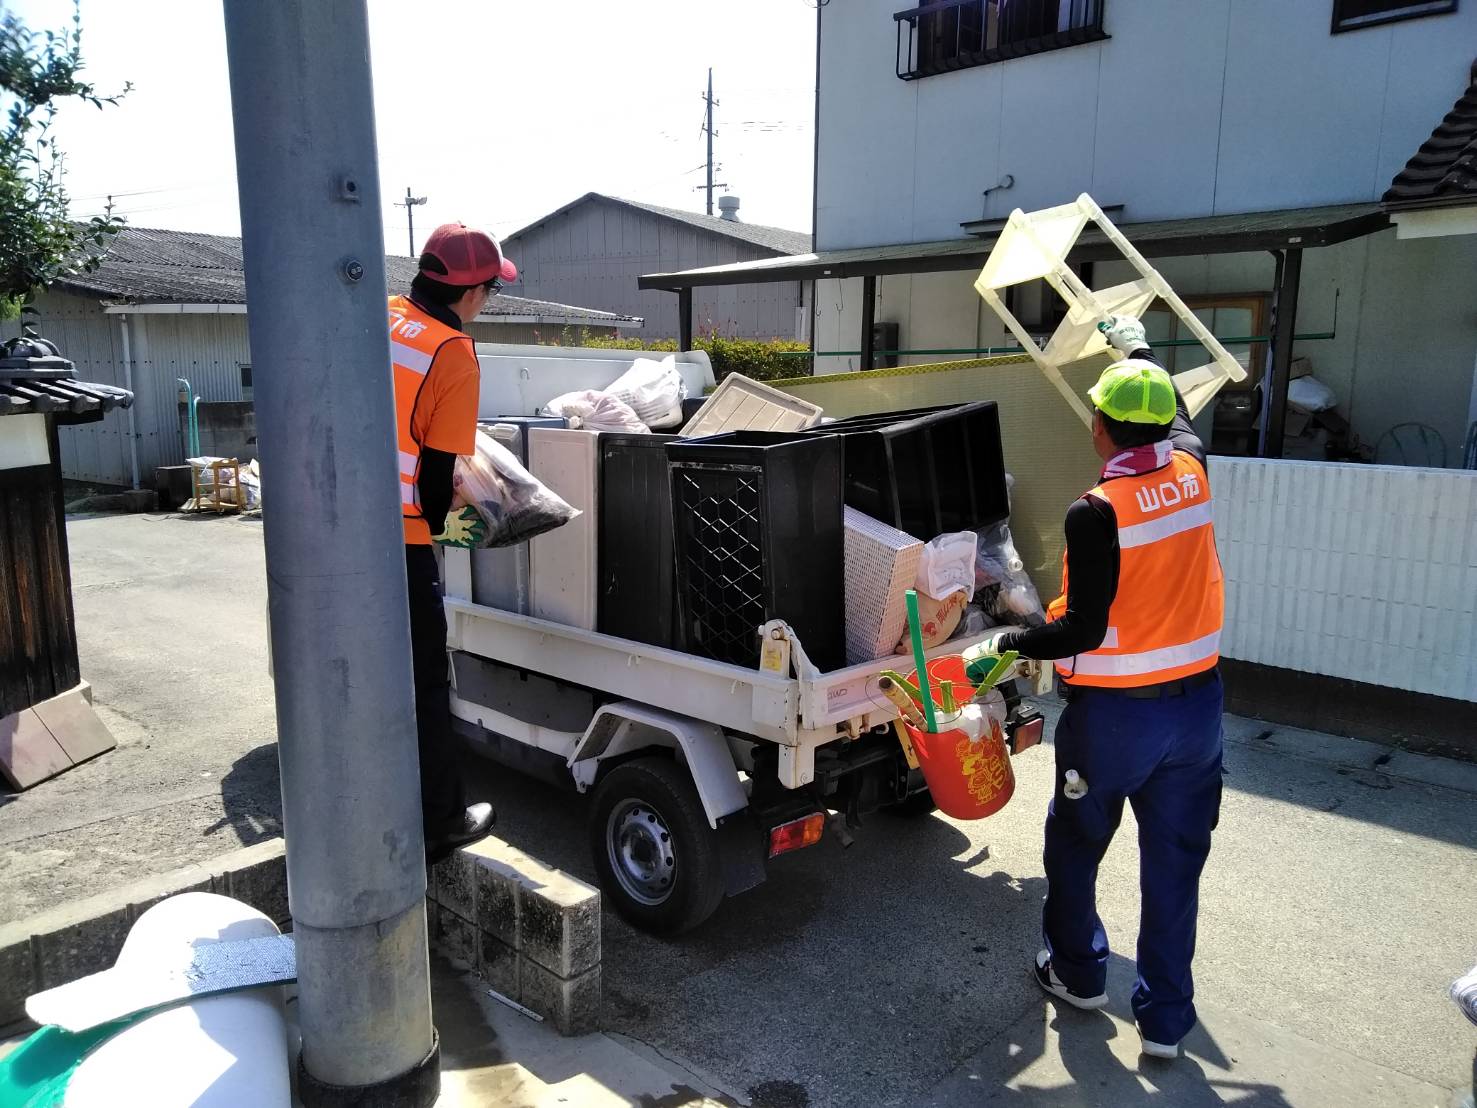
{"left": 469, "top": 853, "right": 518, "bottom": 949}
{"left": 432, "top": 851, "right": 476, "bottom": 922}
{"left": 457, "top": 837, "right": 600, "bottom": 977}
{"left": 222, "top": 839, "right": 289, "bottom": 924}
{"left": 518, "top": 873, "right": 600, "bottom": 979}
{"left": 478, "top": 932, "right": 521, "bottom": 1002}
{"left": 520, "top": 959, "right": 601, "bottom": 1037}
{"left": 34, "top": 904, "right": 131, "bottom": 989}
{"left": 434, "top": 907, "right": 477, "bottom": 971}
{"left": 0, "top": 931, "right": 35, "bottom": 1027}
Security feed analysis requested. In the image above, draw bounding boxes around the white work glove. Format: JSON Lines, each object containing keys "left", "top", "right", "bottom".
{"left": 1098, "top": 314, "right": 1148, "bottom": 356}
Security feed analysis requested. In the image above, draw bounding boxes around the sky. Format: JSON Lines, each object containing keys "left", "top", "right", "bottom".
{"left": 7, "top": 0, "right": 818, "bottom": 251}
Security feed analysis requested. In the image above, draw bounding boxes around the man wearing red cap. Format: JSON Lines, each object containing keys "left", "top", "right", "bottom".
{"left": 389, "top": 222, "right": 518, "bottom": 862}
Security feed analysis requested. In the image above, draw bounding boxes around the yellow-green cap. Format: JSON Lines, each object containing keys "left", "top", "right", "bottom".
{"left": 1088, "top": 359, "right": 1176, "bottom": 424}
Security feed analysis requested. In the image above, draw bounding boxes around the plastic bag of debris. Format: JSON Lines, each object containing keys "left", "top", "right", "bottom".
{"left": 452, "top": 430, "right": 580, "bottom": 548}
{"left": 606, "top": 355, "right": 687, "bottom": 430}
{"left": 974, "top": 520, "right": 1045, "bottom": 628}
{"left": 541, "top": 389, "right": 648, "bottom": 434}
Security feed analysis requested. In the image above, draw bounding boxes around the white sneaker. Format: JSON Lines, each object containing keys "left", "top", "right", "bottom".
{"left": 1453, "top": 964, "right": 1477, "bottom": 1027}
{"left": 1138, "top": 1027, "right": 1180, "bottom": 1059}
{"left": 1032, "top": 950, "right": 1108, "bottom": 1010}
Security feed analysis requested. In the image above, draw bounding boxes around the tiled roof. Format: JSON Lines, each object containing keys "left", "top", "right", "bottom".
{"left": 505, "top": 192, "right": 811, "bottom": 255}
{"left": 55, "top": 226, "right": 640, "bottom": 324}
{"left": 0, "top": 374, "right": 133, "bottom": 420}
{"left": 1383, "top": 60, "right": 1477, "bottom": 211}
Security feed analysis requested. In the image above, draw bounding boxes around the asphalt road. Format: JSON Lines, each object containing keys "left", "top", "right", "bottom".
{"left": 2, "top": 513, "right": 1473, "bottom": 1106}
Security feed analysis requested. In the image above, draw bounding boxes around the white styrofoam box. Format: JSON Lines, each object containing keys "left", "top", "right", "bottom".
{"left": 1209, "top": 456, "right": 1477, "bottom": 702}
{"left": 843, "top": 506, "right": 924, "bottom": 665}
{"left": 528, "top": 428, "right": 600, "bottom": 630}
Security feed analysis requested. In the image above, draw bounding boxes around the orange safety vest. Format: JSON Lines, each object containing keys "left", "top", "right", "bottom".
{"left": 1047, "top": 447, "right": 1223, "bottom": 688}
{"left": 388, "top": 295, "right": 468, "bottom": 544}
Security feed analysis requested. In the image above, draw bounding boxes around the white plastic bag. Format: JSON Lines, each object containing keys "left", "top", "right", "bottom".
{"left": 606, "top": 355, "right": 686, "bottom": 430}
{"left": 916, "top": 532, "right": 978, "bottom": 602}
{"left": 1287, "top": 374, "right": 1337, "bottom": 414}
{"left": 541, "top": 389, "right": 649, "bottom": 434}
{"left": 974, "top": 521, "right": 1045, "bottom": 627}
{"left": 452, "top": 430, "right": 580, "bottom": 548}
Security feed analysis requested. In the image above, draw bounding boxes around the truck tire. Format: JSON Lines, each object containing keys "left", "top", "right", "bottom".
{"left": 589, "top": 756, "right": 726, "bottom": 935}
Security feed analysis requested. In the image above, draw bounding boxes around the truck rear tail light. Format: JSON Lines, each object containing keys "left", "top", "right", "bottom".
{"left": 1009, "top": 712, "right": 1045, "bottom": 754}
{"left": 768, "top": 812, "right": 825, "bottom": 858}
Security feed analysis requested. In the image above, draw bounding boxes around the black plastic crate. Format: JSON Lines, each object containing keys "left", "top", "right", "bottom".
{"left": 598, "top": 434, "right": 679, "bottom": 649}
{"left": 667, "top": 431, "right": 845, "bottom": 672}
{"left": 806, "top": 402, "right": 1008, "bottom": 538}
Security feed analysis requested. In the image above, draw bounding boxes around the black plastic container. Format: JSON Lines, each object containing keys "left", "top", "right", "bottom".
{"left": 598, "top": 434, "right": 679, "bottom": 649}
{"left": 806, "top": 402, "right": 1008, "bottom": 539}
{"left": 667, "top": 431, "right": 845, "bottom": 672}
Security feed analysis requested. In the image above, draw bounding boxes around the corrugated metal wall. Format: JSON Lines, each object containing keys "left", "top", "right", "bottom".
{"left": 3, "top": 292, "right": 130, "bottom": 485}
{"left": 131, "top": 311, "right": 252, "bottom": 472}
{"left": 1210, "top": 457, "right": 1477, "bottom": 702}
{"left": 505, "top": 199, "right": 804, "bottom": 341}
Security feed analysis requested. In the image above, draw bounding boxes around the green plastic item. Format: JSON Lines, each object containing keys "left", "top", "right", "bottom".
{"left": 964, "top": 650, "right": 1020, "bottom": 693}
{"left": 877, "top": 670, "right": 924, "bottom": 702}
{"left": 904, "top": 589, "right": 938, "bottom": 733}
{"left": 0, "top": 1018, "right": 135, "bottom": 1108}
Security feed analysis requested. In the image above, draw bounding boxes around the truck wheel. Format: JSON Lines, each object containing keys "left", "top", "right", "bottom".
{"left": 589, "top": 756, "right": 725, "bottom": 935}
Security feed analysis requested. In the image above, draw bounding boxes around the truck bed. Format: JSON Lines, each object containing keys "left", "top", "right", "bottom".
{"left": 443, "top": 591, "right": 1046, "bottom": 756}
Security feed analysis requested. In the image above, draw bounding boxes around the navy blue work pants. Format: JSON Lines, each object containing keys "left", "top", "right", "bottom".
{"left": 1043, "top": 673, "right": 1224, "bottom": 1045}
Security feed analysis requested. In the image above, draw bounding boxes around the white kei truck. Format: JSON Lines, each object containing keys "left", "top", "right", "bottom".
{"left": 438, "top": 344, "right": 1049, "bottom": 934}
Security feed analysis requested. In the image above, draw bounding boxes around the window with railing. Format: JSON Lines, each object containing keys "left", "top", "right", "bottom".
{"left": 893, "top": 0, "right": 1108, "bottom": 81}
{"left": 1330, "top": 0, "right": 1456, "bottom": 33}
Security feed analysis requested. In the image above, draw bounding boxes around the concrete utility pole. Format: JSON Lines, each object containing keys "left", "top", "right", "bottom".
{"left": 699, "top": 69, "right": 728, "bottom": 215}
{"left": 221, "top": 2, "right": 438, "bottom": 1104}
{"left": 397, "top": 186, "right": 428, "bottom": 256}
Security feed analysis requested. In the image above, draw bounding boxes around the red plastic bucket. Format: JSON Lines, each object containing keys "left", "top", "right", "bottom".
{"left": 902, "top": 656, "right": 1016, "bottom": 820}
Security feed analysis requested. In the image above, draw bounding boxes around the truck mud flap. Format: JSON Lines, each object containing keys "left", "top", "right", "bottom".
{"left": 716, "top": 810, "right": 766, "bottom": 897}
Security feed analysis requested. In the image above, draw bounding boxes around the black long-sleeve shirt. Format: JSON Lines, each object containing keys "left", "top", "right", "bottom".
{"left": 408, "top": 293, "right": 463, "bottom": 538}
{"left": 997, "top": 349, "right": 1206, "bottom": 662}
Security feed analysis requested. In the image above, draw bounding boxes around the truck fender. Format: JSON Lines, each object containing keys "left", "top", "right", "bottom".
{"left": 569, "top": 703, "right": 747, "bottom": 830}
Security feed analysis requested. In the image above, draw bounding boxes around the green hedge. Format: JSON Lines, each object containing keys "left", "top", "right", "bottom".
{"left": 546, "top": 327, "right": 811, "bottom": 383}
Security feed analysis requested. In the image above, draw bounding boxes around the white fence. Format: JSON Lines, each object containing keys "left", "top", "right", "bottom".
{"left": 1209, "top": 458, "right": 1476, "bottom": 702}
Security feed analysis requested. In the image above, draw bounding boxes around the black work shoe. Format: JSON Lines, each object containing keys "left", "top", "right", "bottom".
{"left": 426, "top": 802, "right": 496, "bottom": 865}
{"left": 1033, "top": 949, "right": 1109, "bottom": 1010}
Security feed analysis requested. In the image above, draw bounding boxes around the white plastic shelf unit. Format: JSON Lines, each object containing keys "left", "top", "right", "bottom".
{"left": 973, "top": 193, "right": 1247, "bottom": 426}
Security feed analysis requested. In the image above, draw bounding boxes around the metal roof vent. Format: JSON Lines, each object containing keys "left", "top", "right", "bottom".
{"left": 718, "top": 195, "right": 741, "bottom": 221}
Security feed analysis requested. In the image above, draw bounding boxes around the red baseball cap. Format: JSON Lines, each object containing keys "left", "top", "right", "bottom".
{"left": 420, "top": 223, "right": 518, "bottom": 287}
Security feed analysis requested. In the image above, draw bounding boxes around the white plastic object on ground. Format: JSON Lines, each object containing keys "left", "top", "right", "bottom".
{"left": 1063, "top": 770, "right": 1089, "bottom": 799}
{"left": 916, "top": 532, "right": 978, "bottom": 601}
{"left": 64, "top": 892, "right": 291, "bottom": 1107}
{"left": 974, "top": 193, "right": 1246, "bottom": 425}
{"left": 541, "top": 389, "right": 649, "bottom": 434}
{"left": 1287, "top": 374, "right": 1337, "bottom": 414}
{"left": 605, "top": 355, "right": 687, "bottom": 429}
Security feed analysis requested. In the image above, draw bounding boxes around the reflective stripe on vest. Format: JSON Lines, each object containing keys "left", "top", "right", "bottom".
{"left": 1049, "top": 450, "right": 1223, "bottom": 688}
{"left": 388, "top": 295, "right": 464, "bottom": 543}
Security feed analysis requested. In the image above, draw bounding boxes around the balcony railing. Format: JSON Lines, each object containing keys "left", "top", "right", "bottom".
{"left": 893, "top": 0, "right": 1108, "bottom": 81}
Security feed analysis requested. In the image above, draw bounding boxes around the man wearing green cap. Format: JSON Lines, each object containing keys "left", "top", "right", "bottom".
{"left": 986, "top": 315, "right": 1225, "bottom": 1060}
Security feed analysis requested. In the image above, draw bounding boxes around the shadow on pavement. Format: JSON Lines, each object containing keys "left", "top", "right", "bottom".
{"left": 205, "top": 741, "right": 283, "bottom": 845}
